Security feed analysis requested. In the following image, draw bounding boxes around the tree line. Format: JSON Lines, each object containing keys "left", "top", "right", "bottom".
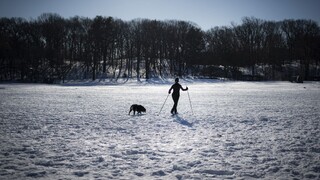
{"left": 0, "top": 13, "right": 319, "bottom": 82}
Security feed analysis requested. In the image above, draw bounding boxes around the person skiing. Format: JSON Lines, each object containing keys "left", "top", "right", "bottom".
{"left": 168, "top": 78, "right": 188, "bottom": 114}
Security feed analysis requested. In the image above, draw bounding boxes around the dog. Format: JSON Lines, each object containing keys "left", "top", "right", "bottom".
{"left": 129, "top": 104, "right": 146, "bottom": 115}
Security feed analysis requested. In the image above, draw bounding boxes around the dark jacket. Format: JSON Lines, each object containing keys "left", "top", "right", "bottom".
{"left": 169, "top": 82, "right": 188, "bottom": 96}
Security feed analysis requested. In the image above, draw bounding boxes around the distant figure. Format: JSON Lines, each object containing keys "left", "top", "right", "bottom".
{"left": 168, "top": 78, "right": 188, "bottom": 114}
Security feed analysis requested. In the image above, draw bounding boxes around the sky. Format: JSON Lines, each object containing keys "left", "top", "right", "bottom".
{"left": 0, "top": 0, "right": 320, "bottom": 30}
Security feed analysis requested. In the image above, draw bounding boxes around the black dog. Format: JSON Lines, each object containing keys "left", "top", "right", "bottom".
{"left": 129, "top": 104, "right": 146, "bottom": 115}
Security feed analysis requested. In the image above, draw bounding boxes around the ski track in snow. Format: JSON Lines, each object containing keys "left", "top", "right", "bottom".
{"left": 0, "top": 81, "right": 319, "bottom": 179}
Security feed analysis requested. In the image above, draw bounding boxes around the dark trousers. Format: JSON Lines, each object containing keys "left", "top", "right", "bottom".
{"left": 171, "top": 94, "right": 179, "bottom": 114}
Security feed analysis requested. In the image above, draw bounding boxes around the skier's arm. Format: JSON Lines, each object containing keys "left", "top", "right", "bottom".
{"left": 168, "top": 86, "right": 173, "bottom": 94}
{"left": 181, "top": 85, "right": 188, "bottom": 91}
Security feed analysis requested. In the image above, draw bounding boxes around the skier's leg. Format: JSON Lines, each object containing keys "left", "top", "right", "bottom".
{"left": 174, "top": 98, "right": 179, "bottom": 114}
{"left": 171, "top": 95, "right": 175, "bottom": 114}
{"left": 173, "top": 95, "right": 179, "bottom": 114}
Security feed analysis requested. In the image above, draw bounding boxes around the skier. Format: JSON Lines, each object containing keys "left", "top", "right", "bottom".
{"left": 168, "top": 78, "right": 188, "bottom": 114}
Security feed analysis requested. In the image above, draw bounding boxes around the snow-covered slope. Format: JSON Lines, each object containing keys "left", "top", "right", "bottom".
{"left": 0, "top": 80, "right": 319, "bottom": 179}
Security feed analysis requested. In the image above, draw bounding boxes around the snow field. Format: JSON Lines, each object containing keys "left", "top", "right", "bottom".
{"left": 0, "top": 80, "right": 319, "bottom": 179}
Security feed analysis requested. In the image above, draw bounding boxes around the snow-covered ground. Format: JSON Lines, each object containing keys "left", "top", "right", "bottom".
{"left": 0, "top": 80, "right": 319, "bottom": 179}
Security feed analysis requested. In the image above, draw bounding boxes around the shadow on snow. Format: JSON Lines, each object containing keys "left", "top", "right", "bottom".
{"left": 173, "top": 115, "right": 193, "bottom": 127}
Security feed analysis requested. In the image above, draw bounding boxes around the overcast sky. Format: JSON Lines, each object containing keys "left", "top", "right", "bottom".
{"left": 1, "top": 0, "right": 320, "bottom": 30}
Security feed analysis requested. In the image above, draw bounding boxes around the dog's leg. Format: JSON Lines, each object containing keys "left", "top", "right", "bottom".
{"left": 133, "top": 110, "right": 136, "bottom": 115}
{"left": 129, "top": 108, "right": 132, "bottom": 115}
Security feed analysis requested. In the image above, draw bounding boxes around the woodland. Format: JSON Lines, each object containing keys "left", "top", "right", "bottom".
{"left": 1, "top": 13, "right": 319, "bottom": 82}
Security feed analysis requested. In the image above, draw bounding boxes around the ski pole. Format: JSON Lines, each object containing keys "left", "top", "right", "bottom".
{"left": 158, "top": 93, "right": 169, "bottom": 115}
{"left": 187, "top": 89, "right": 194, "bottom": 115}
